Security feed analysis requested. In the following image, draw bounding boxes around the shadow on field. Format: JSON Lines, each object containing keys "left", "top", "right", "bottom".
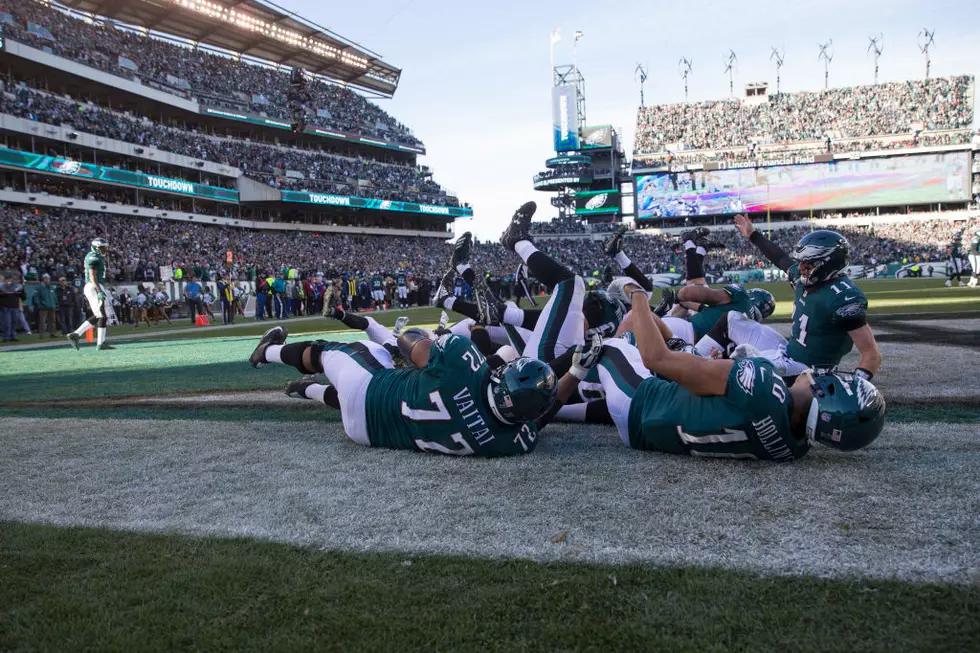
{"left": 1, "top": 360, "right": 296, "bottom": 403}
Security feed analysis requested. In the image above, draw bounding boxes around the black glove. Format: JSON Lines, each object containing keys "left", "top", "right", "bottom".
{"left": 653, "top": 288, "right": 675, "bottom": 317}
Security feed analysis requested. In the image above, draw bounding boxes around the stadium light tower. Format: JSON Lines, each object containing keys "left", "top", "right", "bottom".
{"left": 678, "top": 57, "right": 693, "bottom": 100}
{"left": 818, "top": 39, "right": 834, "bottom": 90}
{"left": 724, "top": 50, "right": 738, "bottom": 97}
{"left": 770, "top": 47, "right": 785, "bottom": 95}
{"left": 867, "top": 34, "right": 883, "bottom": 84}
{"left": 918, "top": 29, "right": 935, "bottom": 79}
{"left": 635, "top": 63, "right": 648, "bottom": 108}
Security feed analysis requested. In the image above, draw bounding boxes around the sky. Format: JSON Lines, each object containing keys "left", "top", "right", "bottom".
{"left": 285, "top": 0, "right": 980, "bottom": 240}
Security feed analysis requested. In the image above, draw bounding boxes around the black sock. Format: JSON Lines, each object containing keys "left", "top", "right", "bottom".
{"left": 449, "top": 299, "right": 481, "bottom": 322}
{"left": 585, "top": 400, "right": 614, "bottom": 425}
{"left": 685, "top": 249, "right": 705, "bottom": 281}
{"left": 322, "top": 384, "right": 340, "bottom": 410}
{"left": 527, "top": 251, "right": 574, "bottom": 290}
{"left": 624, "top": 262, "right": 654, "bottom": 291}
{"left": 521, "top": 309, "right": 541, "bottom": 330}
{"left": 278, "top": 342, "right": 314, "bottom": 372}
{"left": 340, "top": 311, "right": 369, "bottom": 330}
{"left": 548, "top": 347, "right": 577, "bottom": 378}
{"left": 705, "top": 313, "right": 732, "bottom": 351}
{"left": 459, "top": 266, "right": 477, "bottom": 285}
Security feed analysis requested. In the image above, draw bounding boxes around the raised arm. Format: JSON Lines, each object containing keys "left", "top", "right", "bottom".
{"left": 627, "top": 284, "right": 732, "bottom": 396}
{"left": 734, "top": 214, "right": 793, "bottom": 272}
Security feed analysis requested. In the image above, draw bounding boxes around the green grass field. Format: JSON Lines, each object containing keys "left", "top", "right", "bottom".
{"left": 1, "top": 277, "right": 978, "bottom": 651}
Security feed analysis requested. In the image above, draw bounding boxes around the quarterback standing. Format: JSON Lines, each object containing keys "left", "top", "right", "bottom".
{"left": 67, "top": 238, "right": 115, "bottom": 351}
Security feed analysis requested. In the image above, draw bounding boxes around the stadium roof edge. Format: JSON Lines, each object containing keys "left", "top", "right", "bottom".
{"left": 52, "top": 0, "right": 401, "bottom": 97}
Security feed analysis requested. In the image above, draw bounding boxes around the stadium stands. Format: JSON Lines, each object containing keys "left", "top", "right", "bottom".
{"left": 3, "top": 1, "right": 420, "bottom": 146}
{"left": 3, "top": 205, "right": 976, "bottom": 283}
{"left": 634, "top": 76, "right": 975, "bottom": 165}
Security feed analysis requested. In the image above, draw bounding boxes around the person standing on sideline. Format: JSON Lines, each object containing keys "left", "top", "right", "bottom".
{"left": 56, "top": 276, "right": 75, "bottom": 335}
{"left": 0, "top": 275, "right": 19, "bottom": 342}
{"left": 32, "top": 273, "right": 59, "bottom": 338}
{"left": 217, "top": 275, "right": 234, "bottom": 325}
{"left": 184, "top": 275, "right": 204, "bottom": 324}
{"left": 272, "top": 273, "right": 287, "bottom": 319}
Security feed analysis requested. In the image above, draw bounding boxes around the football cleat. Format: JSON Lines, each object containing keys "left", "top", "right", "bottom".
{"left": 66, "top": 332, "right": 80, "bottom": 350}
{"left": 96, "top": 343, "right": 116, "bottom": 350}
{"left": 250, "top": 325, "right": 287, "bottom": 369}
{"left": 680, "top": 227, "right": 710, "bottom": 246}
{"left": 284, "top": 375, "right": 321, "bottom": 400}
{"left": 451, "top": 231, "right": 473, "bottom": 268}
{"left": 653, "top": 288, "right": 676, "bottom": 317}
{"left": 604, "top": 225, "right": 628, "bottom": 257}
{"left": 499, "top": 201, "right": 536, "bottom": 251}
{"left": 393, "top": 316, "right": 410, "bottom": 337}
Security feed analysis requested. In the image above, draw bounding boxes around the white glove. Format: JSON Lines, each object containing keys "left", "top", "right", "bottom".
{"left": 570, "top": 332, "right": 604, "bottom": 380}
{"left": 606, "top": 276, "right": 651, "bottom": 306}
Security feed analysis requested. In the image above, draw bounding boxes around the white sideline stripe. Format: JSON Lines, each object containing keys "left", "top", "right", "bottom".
{"left": 0, "top": 418, "right": 977, "bottom": 583}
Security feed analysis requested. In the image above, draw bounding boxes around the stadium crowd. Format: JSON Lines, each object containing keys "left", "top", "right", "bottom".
{"left": 3, "top": 1, "right": 421, "bottom": 146}
{"left": 0, "top": 84, "right": 459, "bottom": 206}
{"left": 634, "top": 75, "right": 974, "bottom": 156}
{"left": 2, "top": 205, "right": 976, "bottom": 287}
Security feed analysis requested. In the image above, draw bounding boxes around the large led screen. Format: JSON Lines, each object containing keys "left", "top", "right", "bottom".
{"left": 635, "top": 151, "right": 972, "bottom": 218}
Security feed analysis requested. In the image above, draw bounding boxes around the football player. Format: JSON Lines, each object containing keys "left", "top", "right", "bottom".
{"left": 946, "top": 239, "right": 965, "bottom": 287}
{"left": 586, "top": 281, "right": 886, "bottom": 460}
{"left": 967, "top": 229, "right": 980, "bottom": 288}
{"left": 723, "top": 215, "right": 882, "bottom": 382}
{"left": 66, "top": 237, "right": 115, "bottom": 350}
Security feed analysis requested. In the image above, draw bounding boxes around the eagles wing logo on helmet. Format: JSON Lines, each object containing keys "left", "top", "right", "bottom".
{"left": 736, "top": 359, "right": 756, "bottom": 395}
{"left": 855, "top": 377, "right": 878, "bottom": 410}
{"left": 793, "top": 244, "right": 836, "bottom": 261}
{"left": 585, "top": 194, "right": 609, "bottom": 210}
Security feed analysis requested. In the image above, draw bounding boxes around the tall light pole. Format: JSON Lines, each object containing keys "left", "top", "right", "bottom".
{"left": 770, "top": 46, "right": 785, "bottom": 95}
{"left": 918, "top": 29, "right": 935, "bottom": 79}
{"left": 867, "top": 34, "right": 883, "bottom": 84}
{"left": 724, "top": 49, "right": 738, "bottom": 97}
{"left": 678, "top": 57, "right": 693, "bottom": 100}
{"left": 818, "top": 39, "right": 834, "bottom": 90}
{"left": 635, "top": 63, "right": 648, "bottom": 108}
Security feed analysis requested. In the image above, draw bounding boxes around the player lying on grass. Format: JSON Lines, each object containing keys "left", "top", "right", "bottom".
{"left": 584, "top": 280, "right": 887, "bottom": 460}
{"left": 250, "top": 324, "right": 597, "bottom": 456}
{"left": 701, "top": 215, "right": 883, "bottom": 382}
{"left": 604, "top": 225, "right": 775, "bottom": 350}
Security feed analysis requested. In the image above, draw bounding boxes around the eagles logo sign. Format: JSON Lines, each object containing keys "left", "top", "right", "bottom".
{"left": 56, "top": 159, "right": 82, "bottom": 176}
{"left": 585, "top": 193, "right": 608, "bottom": 211}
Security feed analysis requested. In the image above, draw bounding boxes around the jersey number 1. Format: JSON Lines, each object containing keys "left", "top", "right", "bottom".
{"left": 402, "top": 391, "right": 475, "bottom": 456}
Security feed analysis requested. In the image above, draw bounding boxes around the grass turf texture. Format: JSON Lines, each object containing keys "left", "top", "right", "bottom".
{"left": 1, "top": 522, "right": 976, "bottom": 653}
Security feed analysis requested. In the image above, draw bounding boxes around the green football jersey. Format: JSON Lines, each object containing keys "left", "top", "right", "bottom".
{"left": 371, "top": 277, "right": 383, "bottom": 290}
{"left": 364, "top": 334, "right": 538, "bottom": 457}
{"left": 396, "top": 274, "right": 407, "bottom": 287}
{"left": 626, "top": 357, "right": 808, "bottom": 461}
{"left": 688, "top": 284, "right": 752, "bottom": 341}
{"left": 947, "top": 244, "right": 960, "bottom": 258}
{"left": 785, "top": 264, "right": 868, "bottom": 369}
{"left": 969, "top": 235, "right": 980, "bottom": 255}
{"left": 84, "top": 250, "right": 106, "bottom": 285}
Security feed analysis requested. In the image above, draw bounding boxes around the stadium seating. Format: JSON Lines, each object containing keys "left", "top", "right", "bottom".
{"left": 0, "top": 83, "right": 459, "bottom": 207}
{"left": 3, "top": 205, "right": 976, "bottom": 283}
{"left": 3, "top": 1, "right": 421, "bottom": 146}
{"left": 634, "top": 76, "right": 975, "bottom": 164}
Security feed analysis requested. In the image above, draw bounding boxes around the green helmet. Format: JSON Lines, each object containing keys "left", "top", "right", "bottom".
{"left": 584, "top": 290, "right": 626, "bottom": 337}
{"left": 805, "top": 372, "right": 886, "bottom": 451}
{"left": 747, "top": 288, "right": 775, "bottom": 320}
{"left": 91, "top": 237, "right": 109, "bottom": 255}
{"left": 489, "top": 358, "right": 557, "bottom": 424}
{"left": 792, "top": 230, "right": 849, "bottom": 286}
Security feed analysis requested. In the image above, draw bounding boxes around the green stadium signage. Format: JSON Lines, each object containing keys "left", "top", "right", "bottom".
{"left": 0, "top": 147, "right": 239, "bottom": 202}
{"left": 200, "top": 108, "right": 426, "bottom": 155}
{"left": 280, "top": 190, "right": 473, "bottom": 217}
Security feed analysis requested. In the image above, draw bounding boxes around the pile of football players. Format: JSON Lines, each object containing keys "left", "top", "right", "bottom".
{"left": 250, "top": 201, "right": 887, "bottom": 462}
